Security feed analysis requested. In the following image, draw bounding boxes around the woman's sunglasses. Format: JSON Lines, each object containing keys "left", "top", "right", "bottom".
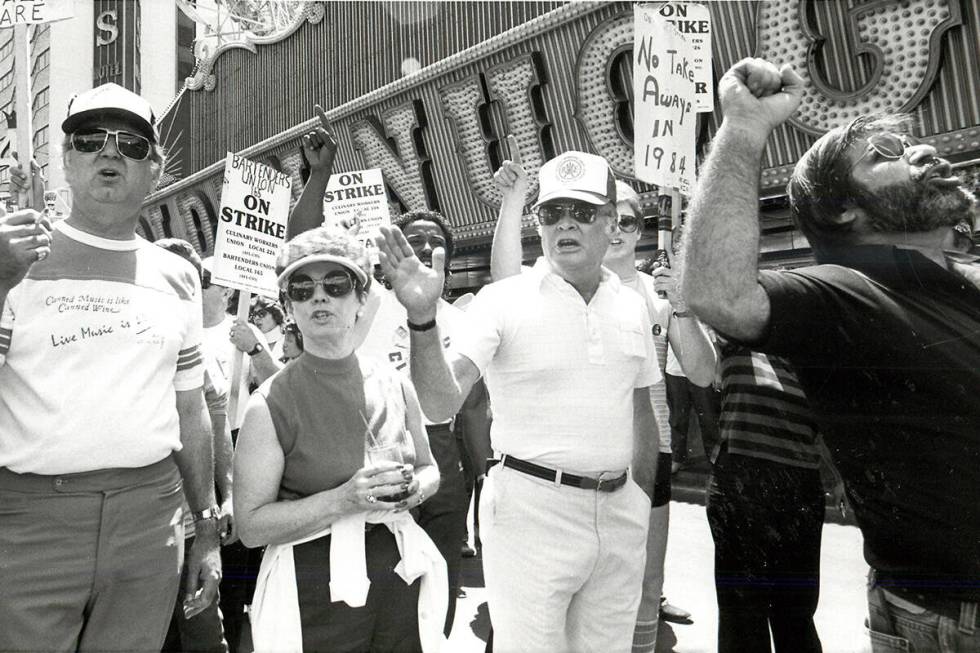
{"left": 534, "top": 202, "right": 600, "bottom": 227}
{"left": 70, "top": 128, "right": 152, "bottom": 161}
{"left": 286, "top": 271, "right": 355, "bottom": 302}
{"left": 617, "top": 215, "right": 642, "bottom": 233}
{"left": 249, "top": 308, "right": 270, "bottom": 323}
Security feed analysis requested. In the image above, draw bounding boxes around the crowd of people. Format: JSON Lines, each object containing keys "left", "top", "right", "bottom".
{"left": 0, "top": 54, "right": 977, "bottom": 653}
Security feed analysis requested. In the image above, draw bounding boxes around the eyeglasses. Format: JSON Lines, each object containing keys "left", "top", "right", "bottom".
{"left": 534, "top": 202, "right": 600, "bottom": 227}
{"left": 70, "top": 128, "right": 152, "bottom": 161}
{"left": 848, "top": 132, "right": 914, "bottom": 172}
{"left": 286, "top": 271, "right": 356, "bottom": 302}
{"left": 249, "top": 308, "right": 269, "bottom": 323}
{"left": 617, "top": 215, "right": 642, "bottom": 233}
{"left": 201, "top": 271, "right": 212, "bottom": 290}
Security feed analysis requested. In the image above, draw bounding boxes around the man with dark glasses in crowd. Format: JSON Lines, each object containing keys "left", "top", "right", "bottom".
{"left": 682, "top": 58, "right": 980, "bottom": 650}
{"left": 377, "top": 150, "right": 661, "bottom": 652}
{"left": 0, "top": 83, "right": 221, "bottom": 651}
{"left": 490, "top": 160, "right": 715, "bottom": 650}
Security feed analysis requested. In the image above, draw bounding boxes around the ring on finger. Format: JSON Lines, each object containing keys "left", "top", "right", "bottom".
{"left": 365, "top": 493, "right": 377, "bottom": 504}
{"left": 35, "top": 249, "right": 48, "bottom": 262}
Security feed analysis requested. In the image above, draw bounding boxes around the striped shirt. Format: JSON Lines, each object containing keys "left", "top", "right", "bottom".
{"left": 715, "top": 345, "right": 822, "bottom": 469}
{"left": 0, "top": 220, "right": 204, "bottom": 474}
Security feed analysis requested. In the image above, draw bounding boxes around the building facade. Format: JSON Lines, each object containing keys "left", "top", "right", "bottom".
{"left": 138, "top": 1, "right": 980, "bottom": 291}
{"left": 0, "top": 0, "right": 212, "bottom": 204}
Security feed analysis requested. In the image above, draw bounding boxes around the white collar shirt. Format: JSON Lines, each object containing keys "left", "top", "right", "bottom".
{"left": 454, "top": 258, "right": 661, "bottom": 473}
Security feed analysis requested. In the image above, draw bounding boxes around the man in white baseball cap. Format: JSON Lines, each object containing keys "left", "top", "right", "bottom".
{"left": 377, "top": 149, "right": 662, "bottom": 651}
{"left": 0, "top": 83, "right": 221, "bottom": 651}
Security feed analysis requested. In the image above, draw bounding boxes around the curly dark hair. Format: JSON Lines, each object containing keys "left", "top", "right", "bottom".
{"left": 393, "top": 210, "right": 455, "bottom": 274}
{"left": 250, "top": 295, "right": 284, "bottom": 326}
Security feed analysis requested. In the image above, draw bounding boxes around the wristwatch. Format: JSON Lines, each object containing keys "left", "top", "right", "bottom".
{"left": 191, "top": 505, "right": 221, "bottom": 522}
{"left": 247, "top": 342, "right": 265, "bottom": 357}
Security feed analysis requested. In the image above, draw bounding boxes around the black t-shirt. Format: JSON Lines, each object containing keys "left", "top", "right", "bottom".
{"left": 754, "top": 245, "right": 980, "bottom": 600}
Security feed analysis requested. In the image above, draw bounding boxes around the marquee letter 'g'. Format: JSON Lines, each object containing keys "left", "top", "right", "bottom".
{"left": 756, "top": 0, "right": 962, "bottom": 135}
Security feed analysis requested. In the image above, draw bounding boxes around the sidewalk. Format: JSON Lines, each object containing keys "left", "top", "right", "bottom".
{"left": 450, "top": 487, "right": 871, "bottom": 653}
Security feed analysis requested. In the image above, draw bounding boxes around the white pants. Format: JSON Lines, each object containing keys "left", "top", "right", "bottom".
{"left": 481, "top": 465, "right": 651, "bottom": 653}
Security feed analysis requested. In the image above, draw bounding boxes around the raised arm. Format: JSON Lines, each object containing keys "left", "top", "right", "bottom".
{"left": 375, "top": 225, "right": 481, "bottom": 420}
{"left": 681, "top": 59, "right": 805, "bottom": 342}
{"left": 490, "top": 134, "right": 529, "bottom": 281}
{"left": 652, "top": 265, "right": 717, "bottom": 387}
{"left": 287, "top": 105, "right": 337, "bottom": 240}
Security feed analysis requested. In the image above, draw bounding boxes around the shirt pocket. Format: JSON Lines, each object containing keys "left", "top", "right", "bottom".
{"left": 619, "top": 325, "right": 647, "bottom": 359}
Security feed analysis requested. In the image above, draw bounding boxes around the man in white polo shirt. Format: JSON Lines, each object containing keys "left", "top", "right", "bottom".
{"left": 0, "top": 84, "right": 221, "bottom": 651}
{"left": 377, "top": 151, "right": 660, "bottom": 652}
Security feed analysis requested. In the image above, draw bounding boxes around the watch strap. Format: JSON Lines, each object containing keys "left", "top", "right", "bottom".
{"left": 192, "top": 505, "right": 221, "bottom": 522}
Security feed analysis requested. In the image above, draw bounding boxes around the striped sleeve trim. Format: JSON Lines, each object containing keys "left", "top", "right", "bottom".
{"left": 177, "top": 345, "right": 204, "bottom": 372}
{"left": 0, "top": 327, "right": 11, "bottom": 355}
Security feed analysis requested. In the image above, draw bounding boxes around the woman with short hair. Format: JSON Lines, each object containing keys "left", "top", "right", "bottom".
{"left": 234, "top": 228, "right": 445, "bottom": 652}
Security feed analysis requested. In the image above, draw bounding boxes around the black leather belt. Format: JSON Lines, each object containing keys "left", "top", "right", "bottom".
{"left": 493, "top": 454, "right": 628, "bottom": 492}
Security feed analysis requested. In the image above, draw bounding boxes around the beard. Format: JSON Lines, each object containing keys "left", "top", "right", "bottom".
{"left": 852, "top": 166, "right": 976, "bottom": 234}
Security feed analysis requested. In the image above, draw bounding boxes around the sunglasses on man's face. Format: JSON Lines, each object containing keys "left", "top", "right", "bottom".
{"left": 617, "top": 215, "right": 642, "bottom": 233}
{"left": 534, "top": 202, "right": 600, "bottom": 227}
{"left": 849, "top": 132, "right": 914, "bottom": 172}
{"left": 201, "top": 271, "right": 212, "bottom": 290}
{"left": 286, "top": 271, "right": 356, "bottom": 302}
{"left": 70, "top": 128, "right": 152, "bottom": 161}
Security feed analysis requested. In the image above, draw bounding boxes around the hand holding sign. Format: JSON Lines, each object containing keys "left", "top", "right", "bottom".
{"left": 7, "top": 159, "right": 45, "bottom": 210}
{"left": 720, "top": 59, "right": 804, "bottom": 137}
{"left": 494, "top": 134, "right": 529, "bottom": 206}
{"left": 301, "top": 104, "right": 338, "bottom": 174}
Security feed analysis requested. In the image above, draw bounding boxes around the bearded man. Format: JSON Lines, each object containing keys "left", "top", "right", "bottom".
{"left": 681, "top": 58, "right": 980, "bottom": 651}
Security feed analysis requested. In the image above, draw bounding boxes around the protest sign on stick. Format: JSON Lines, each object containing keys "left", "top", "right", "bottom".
{"left": 213, "top": 152, "right": 292, "bottom": 419}
{"left": 655, "top": 2, "right": 712, "bottom": 113}
{"left": 321, "top": 167, "right": 390, "bottom": 264}
{"left": 0, "top": 0, "right": 74, "bottom": 26}
{"left": 2, "top": 1, "right": 74, "bottom": 208}
{"left": 633, "top": 2, "right": 698, "bottom": 195}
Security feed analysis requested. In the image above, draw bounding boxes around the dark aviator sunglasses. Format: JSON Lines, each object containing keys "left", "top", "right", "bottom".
{"left": 286, "top": 271, "right": 356, "bottom": 302}
{"left": 534, "top": 202, "right": 600, "bottom": 227}
{"left": 70, "top": 128, "right": 152, "bottom": 161}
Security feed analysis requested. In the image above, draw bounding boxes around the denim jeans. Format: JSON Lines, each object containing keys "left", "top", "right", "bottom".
{"left": 867, "top": 579, "right": 980, "bottom": 652}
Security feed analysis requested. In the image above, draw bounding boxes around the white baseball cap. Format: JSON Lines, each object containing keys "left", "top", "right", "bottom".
{"left": 533, "top": 151, "right": 616, "bottom": 208}
{"left": 62, "top": 83, "right": 158, "bottom": 143}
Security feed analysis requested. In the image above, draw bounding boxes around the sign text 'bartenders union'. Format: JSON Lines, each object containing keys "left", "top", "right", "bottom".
{"left": 212, "top": 153, "right": 292, "bottom": 298}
